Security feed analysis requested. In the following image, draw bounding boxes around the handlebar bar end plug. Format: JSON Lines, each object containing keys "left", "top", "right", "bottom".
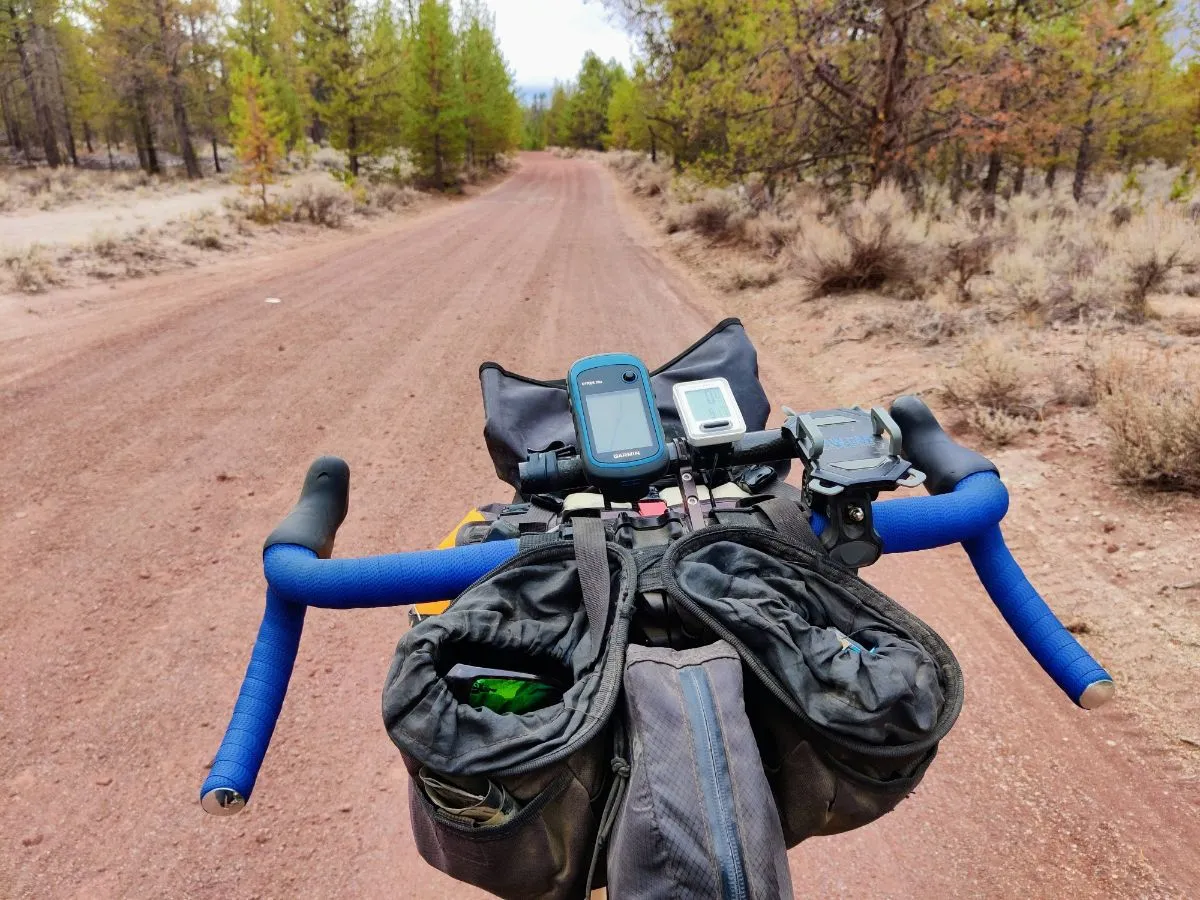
{"left": 1079, "top": 679, "right": 1115, "bottom": 710}
{"left": 201, "top": 787, "right": 246, "bottom": 816}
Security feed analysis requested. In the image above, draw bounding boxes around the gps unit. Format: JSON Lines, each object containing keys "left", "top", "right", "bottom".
{"left": 567, "top": 353, "right": 668, "bottom": 500}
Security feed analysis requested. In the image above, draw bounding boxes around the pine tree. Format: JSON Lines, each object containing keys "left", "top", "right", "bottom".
{"left": 401, "top": 0, "right": 464, "bottom": 187}
{"left": 231, "top": 55, "right": 285, "bottom": 216}
{"left": 458, "top": 0, "right": 519, "bottom": 168}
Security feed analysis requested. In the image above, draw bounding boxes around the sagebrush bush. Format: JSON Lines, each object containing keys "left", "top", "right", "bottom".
{"left": 181, "top": 211, "right": 227, "bottom": 249}
{"left": 931, "top": 216, "right": 1002, "bottom": 303}
{"left": 1098, "top": 350, "right": 1200, "bottom": 492}
{"left": 724, "top": 261, "right": 780, "bottom": 291}
{"left": 5, "top": 244, "right": 63, "bottom": 293}
{"left": 790, "top": 182, "right": 926, "bottom": 299}
{"left": 946, "top": 337, "right": 1035, "bottom": 416}
{"left": 1110, "top": 207, "right": 1198, "bottom": 322}
{"left": 279, "top": 175, "right": 354, "bottom": 227}
{"left": 966, "top": 407, "right": 1027, "bottom": 447}
{"left": 367, "top": 182, "right": 419, "bottom": 211}
{"left": 664, "top": 189, "right": 746, "bottom": 239}
{"left": 739, "top": 212, "right": 799, "bottom": 258}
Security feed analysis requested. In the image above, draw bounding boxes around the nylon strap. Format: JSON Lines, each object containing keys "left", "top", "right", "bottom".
{"left": 572, "top": 516, "right": 611, "bottom": 639}
{"left": 757, "top": 497, "right": 822, "bottom": 553}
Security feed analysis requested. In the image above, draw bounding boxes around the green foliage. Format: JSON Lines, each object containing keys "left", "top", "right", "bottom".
{"left": 459, "top": 0, "right": 521, "bottom": 165}
{"left": 231, "top": 56, "right": 286, "bottom": 215}
{"left": 595, "top": 0, "right": 1196, "bottom": 195}
{"left": 401, "top": 0, "right": 465, "bottom": 186}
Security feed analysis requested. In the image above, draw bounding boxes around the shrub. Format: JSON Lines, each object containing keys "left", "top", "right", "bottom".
{"left": 181, "top": 211, "right": 227, "bottom": 249}
{"left": 279, "top": 175, "right": 354, "bottom": 228}
{"left": 366, "top": 182, "right": 419, "bottom": 211}
{"left": 5, "top": 244, "right": 63, "bottom": 293}
{"left": 945, "top": 337, "right": 1035, "bottom": 416}
{"left": 935, "top": 223, "right": 1000, "bottom": 303}
{"left": 724, "top": 261, "right": 780, "bottom": 292}
{"left": 739, "top": 212, "right": 799, "bottom": 258}
{"left": 1098, "top": 350, "right": 1200, "bottom": 492}
{"left": 966, "top": 407, "right": 1027, "bottom": 447}
{"left": 790, "top": 182, "right": 926, "bottom": 299}
{"left": 1111, "top": 208, "right": 1197, "bottom": 322}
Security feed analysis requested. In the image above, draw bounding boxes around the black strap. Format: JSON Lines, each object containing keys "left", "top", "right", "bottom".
{"left": 572, "top": 516, "right": 611, "bottom": 638}
{"left": 757, "top": 497, "right": 822, "bottom": 553}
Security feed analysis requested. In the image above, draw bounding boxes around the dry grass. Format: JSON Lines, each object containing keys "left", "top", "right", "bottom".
{"left": 278, "top": 175, "right": 354, "bottom": 228}
{"left": 181, "top": 210, "right": 228, "bottom": 250}
{"left": 3, "top": 244, "right": 62, "bottom": 292}
{"left": 945, "top": 337, "right": 1036, "bottom": 417}
{"left": 965, "top": 407, "right": 1028, "bottom": 447}
{"left": 365, "top": 182, "right": 420, "bottom": 212}
{"left": 723, "top": 261, "right": 780, "bottom": 292}
{"left": 0, "top": 166, "right": 173, "bottom": 213}
{"left": 1098, "top": 349, "right": 1200, "bottom": 492}
{"left": 789, "top": 182, "right": 927, "bottom": 299}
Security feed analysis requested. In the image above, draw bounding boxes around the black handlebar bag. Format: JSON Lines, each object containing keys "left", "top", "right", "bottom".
{"left": 659, "top": 502, "right": 964, "bottom": 845}
{"left": 383, "top": 519, "right": 635, "bottom": 900}
{"left": 478, "top": 318, "right": 784, "bottom": 490}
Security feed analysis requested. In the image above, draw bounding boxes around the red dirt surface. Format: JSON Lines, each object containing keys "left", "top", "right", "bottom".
{"left": 2, "top": 153, "right": 1198, "bottom": 898}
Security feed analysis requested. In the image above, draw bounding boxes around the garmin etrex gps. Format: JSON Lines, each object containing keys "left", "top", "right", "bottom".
{"left": 567, "top": 353, "right": 668, "bottom": 499}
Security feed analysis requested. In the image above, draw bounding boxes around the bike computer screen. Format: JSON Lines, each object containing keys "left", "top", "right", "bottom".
{"left": 673, "top": 377, "right": 746, "bottom": 447}
{"left": 567, "top": 353, "right": 668, "bottom": 499}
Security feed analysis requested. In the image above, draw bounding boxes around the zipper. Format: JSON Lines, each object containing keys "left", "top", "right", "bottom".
{"left": 679, "top": 666, "right": 749, "bottom": 900}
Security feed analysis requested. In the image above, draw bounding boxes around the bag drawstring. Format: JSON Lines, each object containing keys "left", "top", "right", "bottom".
{"left": 583, "top": 755, "right": 631, "bottom": 898}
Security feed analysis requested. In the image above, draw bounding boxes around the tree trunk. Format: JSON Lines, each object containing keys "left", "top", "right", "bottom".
{"left": 1044, "top": 138, "right": 1060, "bottom": 190}
{"left": 83, "top": 120, "right": 94, "bottom": 154}
{"left": 649, "top": 129, "right": 657, "bottom": 163}
{"left": 106, "top": 135, "right": 115, "bottom": 170}
{"left": 982, "top": 150, "right": 1002, "bottom": 215}
{"left": 1013, "top": 163, "right": 1026, "bottom": 196}
{"left": 211, "top": 135, "right": 220, "bottom": 173}
{"left": 870, "top": 0, "right": 916, "bottom": 187}
{"left": 0, "top": 83, "right": 21, "bottom": 155}
{"left": 135, "top": 88, "right": 160, "bottom": 174}
{"left": 348, "top": 117, "right": 359, "bottom": 176}
{"left": 949, "top": 144, "right": 964, "bottom": 203}
{"left": 1072, "top": 91, "right": 1097, "bottom": 203}
{"left": 7, "top": 4, "right": 61, "bottom": 167}
{"left": 49, "top": 41, "right": 77, "bottom": 166}
{"left": 155, "top": 0, "right": 201, "bottom": 179}
{"left": 433, "top": 131, "right": 444, "bottom": 189}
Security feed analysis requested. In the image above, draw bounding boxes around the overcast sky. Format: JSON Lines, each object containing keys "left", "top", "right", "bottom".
{"left": 488, "top": 0, "right": 636, "bottom": 91}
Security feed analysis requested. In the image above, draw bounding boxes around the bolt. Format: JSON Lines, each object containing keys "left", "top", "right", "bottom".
{"left": 846, "top": 505, "right": 865, "bottom": 523}
{"left": 682, "top": 472, "right": 692, "bottom": 482}
{"left": 687, "top": 496, "right": 697, "bottom": 506}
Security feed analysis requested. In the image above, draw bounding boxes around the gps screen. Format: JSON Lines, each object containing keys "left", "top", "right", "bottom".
{"left": 585, "top": 389, "right": 654, "bottom": 454}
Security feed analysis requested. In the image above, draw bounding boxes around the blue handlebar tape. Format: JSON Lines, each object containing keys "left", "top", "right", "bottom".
{"left": 203, "top": 471, "right": 1109, "bottom": 812}
{"left": 811, "top": 471, "right": 1011, "bottom": 552}
{"left": 263, "top": 539, "right": 521, "bottom": 608}
{"left": 200, "top": 586, "right": 306, "bottom": 812}
{"left": 963, "top": 524, "right": 1113, "bottom": 708}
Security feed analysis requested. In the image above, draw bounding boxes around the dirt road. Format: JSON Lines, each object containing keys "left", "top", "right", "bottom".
{"left": 2, "top": 153, "right": 1197, "bottom": 899}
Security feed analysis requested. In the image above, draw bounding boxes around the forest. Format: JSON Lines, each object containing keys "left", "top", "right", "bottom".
{"left": 528, "top": 0, "right": 1200, "bottom": 203}
{"left": 0, "top": 0, "right": 522, "bottom": 186}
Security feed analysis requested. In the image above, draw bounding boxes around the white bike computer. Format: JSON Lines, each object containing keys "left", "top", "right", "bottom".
{"left": 672, "top": 377, "right": 747, "bottom": 447}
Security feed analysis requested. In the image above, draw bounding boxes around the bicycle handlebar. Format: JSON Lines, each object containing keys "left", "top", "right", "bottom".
{"left": 201, "top": 400, "right": 1114, "bottom": 816}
